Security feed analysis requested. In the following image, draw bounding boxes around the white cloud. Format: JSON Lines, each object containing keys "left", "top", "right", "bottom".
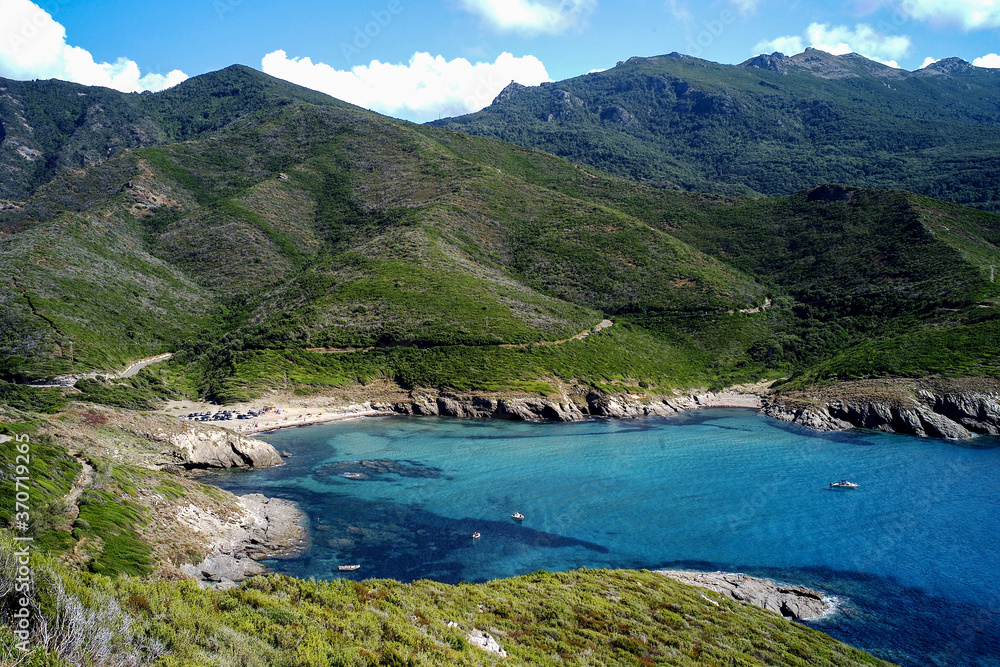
{"left": 457, "top": 0, "right": 596, "bottom": 34}
{"left": 665, "top": 0, "right": 694, "bottom": 24}
{"left": 902, "top": 0, "right": 1000, "bottom": 30}
{"left": 730, "top": 0, "right": 761, "bottom": 13}
{"left": 0, "top": 0, "right": 186, "bottom": 92}
{"left": 920, "top": 56, "right": 940, "bottom": 68}
{"left": 753, "top": 35, "right": 804, "bottom": 55}
{"left": 973, "top": 53, "right": 1000, "bottom": 68}
{"left": 753, "top": 22, "right": 911, "bottom": 66}
{"left": 261, "top": 50, "right": 551, "bottom": 123}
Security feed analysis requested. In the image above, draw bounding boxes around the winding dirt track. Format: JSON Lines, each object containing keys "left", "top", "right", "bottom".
{"left": 25, "top": 353, "right": 174, "bottom": 387}
{"left": 306, "top": 319, "right": 615, "bottom": 354}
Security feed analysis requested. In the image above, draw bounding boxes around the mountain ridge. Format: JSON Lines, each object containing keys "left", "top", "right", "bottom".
{"left": 1, "top": 63, "right": 999, "bottom": 404}
{"left": 432, "top": 49, "right": 1000, "bottom": 210}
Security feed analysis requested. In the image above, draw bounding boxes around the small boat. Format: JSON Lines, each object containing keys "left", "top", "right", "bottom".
{"left": 511, "top": 512, "right": 524, "bottom": 521}
{"left": 337, "top": 564, "right": 361, "bottom": 571}
{"left": 471, "top": 532, "right": 481, "bottom": 539}
{"left": 830, "top": 480, "right": 860, "bottom": 489}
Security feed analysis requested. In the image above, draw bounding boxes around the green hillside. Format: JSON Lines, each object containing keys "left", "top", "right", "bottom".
{"left": 0, "top": 540, "right": 891, "bottom": 667}
{"left": 2, "top": 64, "right": 999, "bottom": 401}
{"left": 432, "top": 50, "right": 1000, "bottom": 211}
{"left": 1, "top": 61, "right": 993, "bottom": 667}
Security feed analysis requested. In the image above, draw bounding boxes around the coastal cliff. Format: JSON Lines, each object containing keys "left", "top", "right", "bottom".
{"left": 370, "top": 377, "right": 1000, "bottom": 441}
{"left": 378, "top": 388, "right": 763, "bottom": 422}
{"left": 762, "top": 378, "right": 1000, "bottom": 440}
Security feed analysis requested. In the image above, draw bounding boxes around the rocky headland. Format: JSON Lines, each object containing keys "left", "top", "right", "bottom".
{"left": 177, "top": 493, "right": 308, "bottom": 588}
{"left": 762, "top": 377, "right": 1000, "bottom": 440}
{"left": 54, "top": 407, "right": 285, "bottom": 470}
{"left": 658, "top": 570, "right": 832, "bottom": 621}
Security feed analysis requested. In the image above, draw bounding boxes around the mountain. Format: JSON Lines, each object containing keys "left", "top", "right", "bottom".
{"left": 2, "top": 64, "right": 991, "bottom": 667}
{"left": 0, "top": 65, "right": 343, "bottom": 202}
{"left": 1, "top": 64, "right": 999, "bottom": 405}
{"left": 431, "top": 50, "right": 1000, "bottom": 211}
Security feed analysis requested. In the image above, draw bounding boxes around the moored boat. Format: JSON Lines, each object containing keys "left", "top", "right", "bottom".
{"left": 830, "top": 480, "right": 860, "bottom": 489}
{"left": 337, "top": 564, "right": 361, "bottom": 571}
{"left": 511, "top": 512, "right": 524, "bottom": 521}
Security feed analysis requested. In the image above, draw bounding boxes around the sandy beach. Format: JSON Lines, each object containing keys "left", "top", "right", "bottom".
{"left": 156, "top": 380, "right": 772, "bottom": 436}
{"left": 160, "top": 397, "right": 393, "bottom": 434}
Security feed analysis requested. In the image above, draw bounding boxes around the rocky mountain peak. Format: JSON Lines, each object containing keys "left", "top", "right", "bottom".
{"left": 741, "top": 52, "right": 790, "bottom": 75}
{"left": 492, "top": 81, "right": 526, "bottom": 105}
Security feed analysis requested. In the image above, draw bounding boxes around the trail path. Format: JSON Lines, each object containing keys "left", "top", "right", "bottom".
{"left": 65, "top": 458, "right": 94, "bottom": 506}
{"left": 307, "top": 320, "right": 615, "bottom": 354}
{"left": 63, "top": 454, "right": 95, "bottom": 524}
{"left": 118, "top": 353, "right": 173, "bottom": 378}
{"left": 499, "top": 319, "right": 614, "bottom": 349}
{"left": 25, "top": 352, "right": 174, "bottom": 388}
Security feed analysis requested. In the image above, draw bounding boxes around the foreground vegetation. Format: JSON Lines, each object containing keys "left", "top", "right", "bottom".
{"left": 0, "top": 531, "right": 890, "bottom": 667}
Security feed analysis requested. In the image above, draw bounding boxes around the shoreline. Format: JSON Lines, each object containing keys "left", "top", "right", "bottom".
{"left": 157, "top": 376, "right": 1000, "bottom": 442}
{"left": 243, "top": 408, "right": 393, "bottom": 434}
{"left": 160, "top": 391, "right": 766, "bottom": 438}
{"left": 657, "top": 569, "right": 836, "bottom": 622}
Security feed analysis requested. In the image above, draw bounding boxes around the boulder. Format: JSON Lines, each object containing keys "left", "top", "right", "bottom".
{"left": 166, "top": 426, "right": 282, "bottom": 469}
{"left": 466, "top": 629, "right": 507, "bottom": 657}
{"left": 181, "top": 553, "right": 265, "bottom": 582}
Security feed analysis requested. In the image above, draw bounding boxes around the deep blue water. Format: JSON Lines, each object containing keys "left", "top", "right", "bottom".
{"left": 201, "top": 409, "right": 1000, "bottom": 666}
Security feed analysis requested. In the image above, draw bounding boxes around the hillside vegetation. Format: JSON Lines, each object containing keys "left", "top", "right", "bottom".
{"left": 433, "top": 50, "right": 1000, "bottom": 211}
{"left": 0, "top": 536, "right": 891, "bottom": 667}
{"left": 2, "top": 64, "right": 999, "bottom": 402}
{"left": 1, "top": 59, "right": 992, "bottom": 667}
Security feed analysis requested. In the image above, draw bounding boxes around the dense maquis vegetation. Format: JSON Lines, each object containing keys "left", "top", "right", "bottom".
{"left": 0, "top": 533, "right": 891, "bottom": 667}
{"left": 433, "top": 50, "right": 1000, "bottom": 211}
{"left": 2, "top": 64, "right": 999, "bottom": 401}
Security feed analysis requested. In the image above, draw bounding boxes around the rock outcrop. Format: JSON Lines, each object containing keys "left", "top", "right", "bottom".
{"left": 465, "top": 629, "right": 508, "bottom": 657}
{"left": 763, "top": 379, "right": 1000, "bottom": 441}
{"left": 178, "top": 493, "right": 306, "bottom": 586}
{"left": 658, "top": 570, "right": 831, "bottom": 621}
{"left": 378, "top": 389, "right": 762, "bottom": 423}
{"left": 164, "top": 426, "right": 283, "bottom": 469}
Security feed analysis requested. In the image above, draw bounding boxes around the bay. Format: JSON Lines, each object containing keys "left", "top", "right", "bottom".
{"left": 203, "top": 408, "right": 1000, "bottom": 666}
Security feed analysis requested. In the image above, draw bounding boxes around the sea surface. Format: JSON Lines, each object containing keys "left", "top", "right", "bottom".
{"left": 202, "top": 409, "right": 1000, "bottom": 666}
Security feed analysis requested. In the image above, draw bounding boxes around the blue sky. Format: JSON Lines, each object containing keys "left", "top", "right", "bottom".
{"left": 2, "top": 0, "right": 999, "bottom": 122}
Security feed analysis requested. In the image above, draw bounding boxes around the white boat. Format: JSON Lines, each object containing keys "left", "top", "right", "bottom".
{"left": 337, "top": 564, "right": 361, "bottom": 571}
{"left": 830, "top": 480, "right": 860, "bottom": 489}
{"left": 511, "top": 512, "right": 524, "bottom": 521}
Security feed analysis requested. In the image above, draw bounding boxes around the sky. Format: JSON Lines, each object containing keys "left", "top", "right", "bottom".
{"left": 1, "top": 0, "right": 1000, "bottom": 123}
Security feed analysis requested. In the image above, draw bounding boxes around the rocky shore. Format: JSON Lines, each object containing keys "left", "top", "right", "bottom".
{"left": 762, "top": 378, "right": 1000, "bottom": 440}
{"left": 162, "top": 425, "right": 283, "bottom": 469}
{"left": 377, "top": 388, "right": 762, "bottom": 422}
{"left": 657, "top": 570, "right": 832, "bottom": 621}
{"left": 155, "top": 376, "right": 1000, "bottom": 445}
{"left": 178, "top": 493, "right": 307, "bottom": 589}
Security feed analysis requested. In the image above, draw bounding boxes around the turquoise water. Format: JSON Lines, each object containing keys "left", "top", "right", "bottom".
{"left": 203, "top": 409, "right": 1000, "bottom": 666}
